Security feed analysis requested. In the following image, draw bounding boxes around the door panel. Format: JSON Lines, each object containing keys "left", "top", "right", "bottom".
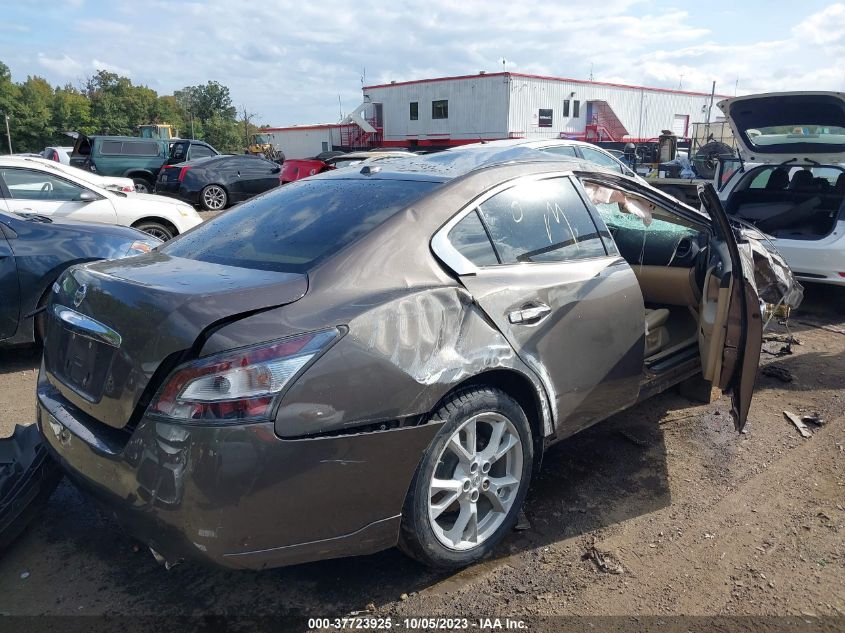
{"left": 0, "top": 168, "right": 117, "bottom": 224}
{"left": 443, "top": 175, "right": 645, "bottom": 434}
{"left": 698, "top": 184, "right": 763, "bottom": 431}
{"left": 461, "top": 259, "right": 644, "bottom": 434}
{"left": 0, "top": 228, "right": 20, "bottom": 340}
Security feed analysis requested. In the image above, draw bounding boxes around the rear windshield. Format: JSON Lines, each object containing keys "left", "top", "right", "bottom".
{"left": 162, "top": 178, "right": 439, "bottom": 272}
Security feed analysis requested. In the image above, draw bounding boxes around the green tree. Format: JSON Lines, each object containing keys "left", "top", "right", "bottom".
{"left": 53, "top": 85, "right": 93, "bottom": 137}
{"left": 202, "top": 115, "right": 241, "bottom": 153}
{"left": 14, "top": 75, "right": 55, "bottom": 151}
{"left": 0, "top": 61, "right": 18, "bottom": 152}
{"left": 153, "top": 95, "right": 185, "bottom": 136}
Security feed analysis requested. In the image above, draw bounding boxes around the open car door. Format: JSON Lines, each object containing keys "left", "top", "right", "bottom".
{"left": 698, "top": 183, "right": 764, "bottom": 431}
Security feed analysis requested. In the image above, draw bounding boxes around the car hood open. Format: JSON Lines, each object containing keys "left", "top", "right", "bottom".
{"left": 718, "top": 92, "right": 845, "bottom": 164}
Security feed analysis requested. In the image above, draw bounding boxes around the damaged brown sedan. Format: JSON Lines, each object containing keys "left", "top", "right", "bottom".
{"left": 35, "top": 146, "right": 801, "bottom": 570}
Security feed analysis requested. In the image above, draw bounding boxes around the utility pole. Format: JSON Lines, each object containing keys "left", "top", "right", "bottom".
{"left": 241, "top": 106, "right": 257, "bottom": 150}
{"left": 4, "top": 114, "right": 11, "bottom": 154}
{"left": 704, "top": 81, "right": 716, "bottom": 138}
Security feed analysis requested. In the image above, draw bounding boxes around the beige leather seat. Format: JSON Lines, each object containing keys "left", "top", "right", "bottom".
{"left": 644, "top": 308, "right": 670, "bottom": 357}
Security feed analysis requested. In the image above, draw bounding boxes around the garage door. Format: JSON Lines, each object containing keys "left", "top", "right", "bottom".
{"left": 672, "top": 114, "right": 689, "bottom": 138}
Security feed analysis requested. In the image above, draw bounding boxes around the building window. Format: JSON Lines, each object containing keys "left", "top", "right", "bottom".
{"left": 538, "top": 108, "right": 553, "bottom": 127}
{"left": 562, "top": 100, "right": 570, "bottom": 117}
{"left": 573, "top": 100, "right": 581, "bottom": 118}
{"left": 432, "top": 99, "right": 448, "bottom": 119}
{"left": 410, "top": 102, "right": 419, "bottom": 121}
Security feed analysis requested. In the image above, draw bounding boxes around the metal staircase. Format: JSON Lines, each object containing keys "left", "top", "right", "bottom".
{"left": 338, "top": 120, "right": 383, "bottom": 150}
{"left": 585, "top": 100, "right": 629, "bottom": 142}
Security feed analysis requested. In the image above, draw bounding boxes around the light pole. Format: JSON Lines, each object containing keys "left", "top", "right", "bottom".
{"left": 4, "top": 114, "right": 11, "bottom": 154}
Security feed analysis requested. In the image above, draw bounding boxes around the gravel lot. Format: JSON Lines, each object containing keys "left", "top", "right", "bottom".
{"left": 0, "top": 284, "right": 843, "bottom": 625}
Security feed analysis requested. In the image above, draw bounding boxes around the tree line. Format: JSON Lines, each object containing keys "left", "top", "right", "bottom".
{"left": 0, "top": 60, "right": 262, "bottom": 154}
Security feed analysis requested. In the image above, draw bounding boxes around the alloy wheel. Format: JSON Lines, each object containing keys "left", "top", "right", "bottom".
{"left": 140, "top": 225, "right": 173, "bottom": 241}
{"left": 202, "top": 185, "right": 227, "bottom": 210}
{"left": 428, "top": 412, "right": 523, "bottom": 551}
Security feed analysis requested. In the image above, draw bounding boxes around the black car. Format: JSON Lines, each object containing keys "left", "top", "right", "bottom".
{"left": 155, "top": 155, "right": 281, "bottom": 211}
{"left": 0, "top": 210, "right": 160, "bottom": 346}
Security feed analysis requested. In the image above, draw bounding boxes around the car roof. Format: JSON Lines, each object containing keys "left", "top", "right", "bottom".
{"left": 313, "top": 145, "right": 597, "bottom": 183}
{"left": 459, "top": 138, "right": 598, "bottom": 150}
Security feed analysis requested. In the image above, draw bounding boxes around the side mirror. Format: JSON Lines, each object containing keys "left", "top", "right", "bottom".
{"left": 271, "top": 166, "right": 281, "bottom": 174}
{"left": 77, "top": 191, "right": 98, "bottom": 203}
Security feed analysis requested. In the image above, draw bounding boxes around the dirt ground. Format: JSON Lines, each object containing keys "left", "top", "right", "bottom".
{"left": 0, "top": 285, "right": 843, "bottom": 627}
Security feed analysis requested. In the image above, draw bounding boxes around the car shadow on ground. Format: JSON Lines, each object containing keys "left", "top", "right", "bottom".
{"left": 6, "top": 388, "right": 689, "bottom": 617}
{"left": 0, "top": 346, "right": 40, "bottom": 376}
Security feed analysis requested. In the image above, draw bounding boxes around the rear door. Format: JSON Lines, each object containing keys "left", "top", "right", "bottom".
{"left": 236, "top": 157, "right": 278, "bottom": 197}
{"left": 433, "top": 174, "right": 645, "bottom": 434}
{"left": 698, "top": 183, "right": 763, "bottom": 431}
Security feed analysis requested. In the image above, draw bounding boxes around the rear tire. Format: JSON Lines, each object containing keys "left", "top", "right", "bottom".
{"left": 200, "top": 184, "right": 228, "bottom": 211}
{"left": 399, "top": 387, "right": 533, "bottom": 570}
{"left": 132, "top": 177, "right": 153, "bottom": 194}
{"left": 133, "top": 221, "right": 175, "bottom": 241}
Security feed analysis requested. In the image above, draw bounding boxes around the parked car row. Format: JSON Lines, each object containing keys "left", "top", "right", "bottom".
{"left": 0, "top": 155, "right": 202, "bottom": 240}
{"left": 69, "top": 134, "right": 220, "bottom": 194}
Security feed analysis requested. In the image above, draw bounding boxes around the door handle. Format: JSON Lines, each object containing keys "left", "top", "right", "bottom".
{"left": 508, "top": 303, "right": 551, "bottom": 324}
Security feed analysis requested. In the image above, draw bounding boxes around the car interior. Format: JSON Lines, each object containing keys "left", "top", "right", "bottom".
{"left": 582, "top": 180, "right": 735, "bottom": 387}
{"left": 725, "top": 165, "right": 845, "bottom": 240}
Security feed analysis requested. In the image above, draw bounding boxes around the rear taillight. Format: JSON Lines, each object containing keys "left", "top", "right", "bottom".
{"left": 178, "top": 166, "right": 191, "bottom": 182}
{"left": 121, "top": 185, "right": 134, "bottom": 192}
{"left": 50, "top": 150, "right": 59, "bottom": 162}
{"left": 149, "top": 329, "right": 341, "bottom": 423}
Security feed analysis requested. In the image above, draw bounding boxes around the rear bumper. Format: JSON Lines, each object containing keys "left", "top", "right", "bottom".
{"left": 36, "top": 374, "right": 439, "bottom": 569}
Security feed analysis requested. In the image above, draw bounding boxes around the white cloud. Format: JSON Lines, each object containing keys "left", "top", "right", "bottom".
{"left": 16, "top": 1, "right": 845, "bottom": 124}
{"left": 91, "top": 59, "right": 132, "bottom": 76}
{"left": 37, "top": 53, "right": 83, "bottom": 78}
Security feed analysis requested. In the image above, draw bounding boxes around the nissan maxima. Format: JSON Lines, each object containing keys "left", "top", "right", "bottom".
{"left": 36, "top": 147, "right": 801, "bottom": 571}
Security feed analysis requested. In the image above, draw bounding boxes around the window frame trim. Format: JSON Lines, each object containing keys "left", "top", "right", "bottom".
{"left": 0, "top": 166, "right": 97, "bottom": 202}
{"left": 431, "top": 171, "right": 614, "bottom": 275}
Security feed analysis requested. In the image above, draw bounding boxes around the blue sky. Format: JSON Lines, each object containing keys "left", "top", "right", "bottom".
{"left": 1, "top": 0, "right": 843, "bottom": 126}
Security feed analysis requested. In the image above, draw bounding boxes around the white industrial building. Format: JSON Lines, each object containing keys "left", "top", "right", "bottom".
{"left": 263, "top": 72, "right": 731, "bottom": 158}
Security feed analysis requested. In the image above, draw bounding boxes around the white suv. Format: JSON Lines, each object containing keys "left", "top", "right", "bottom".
{"left": 0, "top": 156, "right": 202, "bottom": 240}
{"left": 717, "top": 92, "right": 845, "bottom": 287}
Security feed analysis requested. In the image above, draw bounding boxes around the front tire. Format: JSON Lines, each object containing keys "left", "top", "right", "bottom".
{"left": 133, "top": 221, "right": 175, "bottom": 241}
{"left": 132, "top": 177, "right": 153, "bottom": 194}
{"left": 399, "top": 387, "right": 533, "bottom": 570}
{"left": 200, "top": 184, "right": 228, "bottom": 211}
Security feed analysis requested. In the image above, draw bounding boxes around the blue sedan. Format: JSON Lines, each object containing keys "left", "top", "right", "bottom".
{"left": 0, "top": 210, "right": 160, "bottom": 346}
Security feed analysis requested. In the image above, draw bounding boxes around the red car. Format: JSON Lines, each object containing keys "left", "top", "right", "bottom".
{"left": 279, "top": 158, "right": 333, "bottom": 184}
{"left": 280, "top": 151, "right": 411, "bottom": 184}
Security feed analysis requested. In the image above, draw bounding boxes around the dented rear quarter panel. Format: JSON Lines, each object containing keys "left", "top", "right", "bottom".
{"left": 202, "top": 165, "right": 578, "bottom": 440}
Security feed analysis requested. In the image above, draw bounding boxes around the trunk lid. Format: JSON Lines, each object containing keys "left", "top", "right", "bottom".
{"left": 719, "top": 92, "right": 845, "bottom": 164}
{"left": 43, "top": 253, "right": 307, "bottom": 429}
